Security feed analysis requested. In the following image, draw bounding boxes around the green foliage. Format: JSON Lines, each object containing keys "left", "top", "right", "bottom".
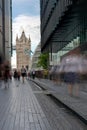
{"left": 37, "top": 53, "right": 49, "bottom": 69}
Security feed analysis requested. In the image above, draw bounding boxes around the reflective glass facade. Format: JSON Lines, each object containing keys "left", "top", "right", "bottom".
{"left": 0, "top": 0, "right": 12, "bottom": 63}
{"left": 40, "top": 0, "right": 87, "bottom": 64}
{"left": 0, "top": 0, "right": 3, "bottom": 63}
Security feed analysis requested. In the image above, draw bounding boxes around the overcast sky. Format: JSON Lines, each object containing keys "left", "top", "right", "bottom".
{"left": 12, "top": 0, "right": 40, "bottom": 68}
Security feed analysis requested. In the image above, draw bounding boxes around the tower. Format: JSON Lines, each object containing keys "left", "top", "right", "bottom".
{"left": 16, "top": 31, "right": 31, "bottom": 70}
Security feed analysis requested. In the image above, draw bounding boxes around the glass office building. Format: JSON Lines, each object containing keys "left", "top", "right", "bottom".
{"left": 0, "top": 0, "right": 12, "bottom": 64}
{"left": 0, "top": 0, "right": 3, "bottom": 63}
{"left": 40, "top": 0, "right": 87, "bottom": 65}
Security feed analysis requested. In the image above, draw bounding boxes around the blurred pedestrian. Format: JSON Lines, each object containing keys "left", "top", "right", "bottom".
{"left": 28, "top": 71, "right": 30, "bottom": 80}
{"left": 59, "top": 55, "right": 81, "bottom": 97}
{"left": 9, "top": 71, "right": 12, "bottom": 80}
{"left": 14, "top": 69, "right": 18, "bottom": 79}
{"left": 32, "top": 70, "right": 35, "bottom": 79}
{"left": 64, "top": 72, "right": 76, "bottom": 96}
{"left": 17, "top": 70, "right": 21, "bottom": 81}
{"left": 3, "top": 60, "right": 10, "bottom": 89}
{"left": 21, "top": 66, "right": 26, "bottom": 83}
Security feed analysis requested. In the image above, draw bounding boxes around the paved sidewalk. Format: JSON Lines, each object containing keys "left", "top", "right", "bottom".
{"left": 33, "top": 78, "right": 87, "bottom": 124}
{"left": 0, "top": 79, "right": 52, "bottom": 130}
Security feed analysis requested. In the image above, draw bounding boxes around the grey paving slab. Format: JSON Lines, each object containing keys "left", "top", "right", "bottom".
{"left": 0, "top": 79, "right": 51, "bottom": 130}
{"left": 0, "top": 78, "right": 86, "bottom": 130}
{"left": 33, "top": 91, "right": 86, "bottom": 130}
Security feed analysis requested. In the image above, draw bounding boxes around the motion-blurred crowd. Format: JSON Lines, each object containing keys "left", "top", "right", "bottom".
{"left": 0, "top": 61, "right": 36, "bottom": 82}
{"left": 0, "top": 55, "right": 87, "bottom": 96}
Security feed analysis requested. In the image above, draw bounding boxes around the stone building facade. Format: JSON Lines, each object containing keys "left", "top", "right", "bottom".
{"left": 16, "top": 31, "right": 31, "bottom": 70}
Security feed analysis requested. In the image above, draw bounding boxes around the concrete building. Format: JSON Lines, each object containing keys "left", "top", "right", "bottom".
{"left": 40, "top": 0, "right": 87, "bottom": 65}
{"left": 16, "top": 31, "right": 31, "bottom": 70}
{"left": 0, "top": 0, "right": 12, "bottom": 64}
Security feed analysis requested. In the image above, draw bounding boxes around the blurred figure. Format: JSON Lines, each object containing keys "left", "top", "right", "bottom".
{"left": 64, "top": 71, "right": 79, "bottom": 96}
{"left": 9, "top": 71, "right": 12, "bottom": 80}
{"left": 3, "top": 60, "right": 10, "bottom": 89}
{"left": 0, "top": 64, "right": 2, "bottom": 79}
{"left": 14, "top": 69, "right": 18, "bottom": 79}
{"left": 0, "top": 63, "right": 5, "bottom": 79}
{"left": 17, "top": 70, "right": 21, "bottom": 81}
{"left": 21, "top": 66, "right": 26, "bottom": 83}
{"left": 32, "top": 70, "right": 35, "bottom": 79}
{"left": 49, "top": 65, "right": 58, "bottom": 83}
{"left": 28, "top": 71, "right": 30, "bottom": 80}
{"left": 59, "top": 55, "right": 83, "bottom": 97}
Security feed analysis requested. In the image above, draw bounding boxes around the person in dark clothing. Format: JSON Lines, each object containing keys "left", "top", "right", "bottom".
{"left": 3, "top": 61, "right": 10, "bottom": 88}
{"left": 14, "top": 70, "right": 18, "bottom": 79}
{"left": 17, "top": 70, "right": 21, "bottom": 81}
{"left": 32, "top": 70, "right": 35, "bottom": 79}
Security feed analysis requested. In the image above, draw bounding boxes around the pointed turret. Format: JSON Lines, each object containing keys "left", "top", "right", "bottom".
{"left": 20, "top": 30, "right": 26, "bottom": 39}
{"left": 19, "top": 30, "right": 27, "bottom": 42}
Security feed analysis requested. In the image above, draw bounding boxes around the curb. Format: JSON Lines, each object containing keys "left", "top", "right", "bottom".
{"left": 31, "top": 79, "right": 87, "bottom": 125}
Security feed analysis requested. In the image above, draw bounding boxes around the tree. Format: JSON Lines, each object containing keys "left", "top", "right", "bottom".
{"left": 37, "top": 53, "right": 49, "bottom": 69}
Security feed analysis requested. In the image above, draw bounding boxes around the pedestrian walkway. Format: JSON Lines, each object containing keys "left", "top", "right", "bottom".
{"left": 33, "top": 78, "right": 87, "bottom": 124}
{"left": 0, "top": 79, "right": 52, "bottom": 130}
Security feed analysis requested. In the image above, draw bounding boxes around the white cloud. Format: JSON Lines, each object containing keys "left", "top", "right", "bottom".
{"left": 13, "top": 14, "right": 40, "bottom": 52}
{"left": 12, "top": 14, "right": 40, "bottom": 68}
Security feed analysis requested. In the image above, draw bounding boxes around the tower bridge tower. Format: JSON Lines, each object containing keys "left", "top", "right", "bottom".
{"left": 16, "top": 31, "right": 31, "bottom": 70}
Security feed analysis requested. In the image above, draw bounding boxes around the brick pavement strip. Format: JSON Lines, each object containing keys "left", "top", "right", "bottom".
{"left": 0, "top": 80, "right": 51, "bottom": 130}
